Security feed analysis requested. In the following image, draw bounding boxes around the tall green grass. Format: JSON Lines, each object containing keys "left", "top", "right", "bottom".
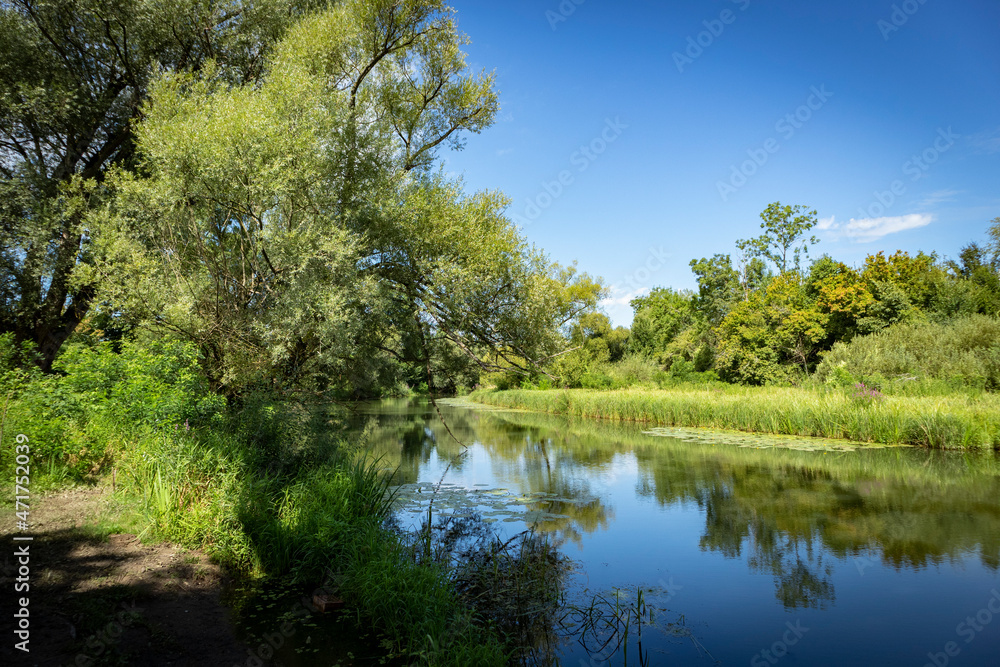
{"left": 1, "top": 337, "right": 512, "bottom": 665}
{"left": 108, "top": 399, "right": 511, "bottom": 664}
{"left": 470, "top": 386, "right": 1000, "bottom": 449}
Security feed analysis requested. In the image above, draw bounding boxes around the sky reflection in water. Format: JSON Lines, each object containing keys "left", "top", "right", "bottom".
{"left": 350, "top": 398, "right": 1000, "bottom": 666}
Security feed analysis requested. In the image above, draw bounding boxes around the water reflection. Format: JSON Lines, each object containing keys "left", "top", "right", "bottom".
{"left": 341, "top": 398, "right": 1000, "bottom": 664}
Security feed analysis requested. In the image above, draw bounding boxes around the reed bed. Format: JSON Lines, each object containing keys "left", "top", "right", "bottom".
{"left": 470, "top": 387, "right": 1000, "bottom": 449}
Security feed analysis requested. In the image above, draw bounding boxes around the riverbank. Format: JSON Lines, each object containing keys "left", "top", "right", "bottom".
{"left": 0, "top": 486, "right": 258, "bottom": 666}
{"left": 1, "top": 340, "right": 512, "bottom": 666}
{"left": 339, "top": 396, "right": 1000, "bottom": 665}
{"left": 469, "top": 386, "right": 1000, "bottom": 449}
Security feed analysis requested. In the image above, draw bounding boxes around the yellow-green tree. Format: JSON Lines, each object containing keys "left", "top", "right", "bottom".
{"left": 737, "top": 202, "right": 819, "bottom": 275}
{"left": 716, "top": 272, "right": 828, "bottom": 384}
{"left": 94, "top": 0, "right": 602, "bottom": 395}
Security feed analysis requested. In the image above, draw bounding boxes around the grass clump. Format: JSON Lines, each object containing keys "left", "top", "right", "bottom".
{"left": 116, "top": 405, "right": 513, "bottom": 664}
{"left": 470, "top": 386, "right": 1000, "bottom": 449}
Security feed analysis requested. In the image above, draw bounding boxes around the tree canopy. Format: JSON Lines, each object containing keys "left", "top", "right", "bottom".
{"left": 0, "top": 0, "right": 323, "bottom": 369}
{"left": 88, "top": 0, "right": 602, "bottom": 396}
{"left": 737, "top": 202, "right": 819, "bottom": 274}
{"left": 620, "top": 203, "right": 1000, "bottom": 387}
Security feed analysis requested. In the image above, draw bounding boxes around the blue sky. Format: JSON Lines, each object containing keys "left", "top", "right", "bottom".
{"left": 443, "top": 0, "right": 1000, "bottom": 325}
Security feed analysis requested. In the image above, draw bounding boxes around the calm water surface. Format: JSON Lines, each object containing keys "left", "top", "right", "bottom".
{"left": 349, "top": 398, "right": 1000, "bottom": 666}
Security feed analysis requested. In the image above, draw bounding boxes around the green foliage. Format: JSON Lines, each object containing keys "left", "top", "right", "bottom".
{"left": 544, "top": 312, "right": 628, "bottom": 388}
{"left": 806, "top": 255, "right": 872, "bottom": 342}
{"left": 629, "top": 287, "right": 695, "bottom": 361}
{"left": 0, "top": 0, "right": 316, "bottom": 369}
{"left": 56, "top": 339, "right": 225, "bottom": 426}
{"left": 93, "top": 2, "right": 601, "bottom": 397}
{"left": 716, "top": 272, "right": 828, "bottom": 384}
{"left": 472, "top": 386, "right": 1000, "bottom": 449}
{"left": 737, "top": 202, "right": 819, "bottom": 274}
{"left": 859, "top": 250, "right": 943, "bottom": 317}
{"left": 1, "top": 334, "right": 224, "bottom": 482}
{"left": 2, "top": 331, "right": 514, "bottom": 663}
{"left": 815, "top": 315, "right": 1000, "bottom": 391}
{"left": 689, "top": 253, "right": 743, "bottom": 326}
{"left": 988, "top": 217, "right": 1000, "bottom": 268}
{"left": 340, "top": 523, "right": 509, "bottom": 666}
{"left": 0, "top": 332, "right": 42, "bottom": 389}
{"left": 608, "top": 355, "right": 663, "bottom": 387}
{"left": 118, "top": 388, "right": 528, "bottom": 664}
{"left": 657, "top": 359, "right": 721, "bottom": 387}
{"left": 580, "top": 368, "right": 616, "bottom": 390}
{"left": 628, "top": 211, "right": 1000, "bottom": 392}
{"left": 571, "top": 312, "right": 629, "bottom": 361}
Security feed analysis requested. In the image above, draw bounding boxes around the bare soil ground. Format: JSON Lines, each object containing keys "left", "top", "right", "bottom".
{"left": 1, "top": 486, "right": 263, "bottom": 667}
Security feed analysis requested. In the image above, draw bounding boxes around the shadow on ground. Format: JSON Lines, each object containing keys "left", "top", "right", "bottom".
{"left": 1, "top": 488, "right": 262, "bottom": 667}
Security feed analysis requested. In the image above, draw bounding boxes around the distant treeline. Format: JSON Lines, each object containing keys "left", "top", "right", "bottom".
{"left": 500, "top": 203, "right": 1000, "bottom": 391}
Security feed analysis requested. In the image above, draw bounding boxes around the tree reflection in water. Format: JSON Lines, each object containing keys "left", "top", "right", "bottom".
{"left": 338, "top": 398, "right": 1000, "bottom": 650}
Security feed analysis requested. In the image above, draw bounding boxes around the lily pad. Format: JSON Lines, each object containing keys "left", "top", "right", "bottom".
{"left": 642, "top": 426, "right": 908, "bottom": 451}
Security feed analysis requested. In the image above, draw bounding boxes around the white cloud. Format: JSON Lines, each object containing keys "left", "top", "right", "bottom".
{"left": 600, "top": 285, "right": 649, "bottom": 309}
{"left": 917, "top": 189, "right": 960, "bottom": 207}
{"left": 818, "top": 214, "right": 934, "bottom": 242}
{"left": 495, "top": 148, "right": 514, "bottom": 157}
{"left": 970, "top": 127, "right": 1000, "bottom": 154}
{"left": 833, "top": 214, "right": 934, "bottom": 242}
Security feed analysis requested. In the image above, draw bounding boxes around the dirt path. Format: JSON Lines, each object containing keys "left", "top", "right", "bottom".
{"left": 1, "top": 486, "right": 263, "bottom": 666}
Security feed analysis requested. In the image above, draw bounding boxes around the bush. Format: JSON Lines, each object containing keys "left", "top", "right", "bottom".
{"left": 55, "top": 338, "right": 226, "bottom": 427}
{"left": 816, "top": 314, "right": 1000, "bottom": 391}
{"left": 1, "top": 335, "right": 226, "bottom": 484}
{"left": 579, "top": 369, "right": 615, "bottom": 390}
{"left": 607, "top": 355, "right": 660, "bottom": 387}
{"left": 655, "top": 358, "right": 721, "bottom": 387}
{"left": 0, "top": 333, "right": 513, "bottom": 663}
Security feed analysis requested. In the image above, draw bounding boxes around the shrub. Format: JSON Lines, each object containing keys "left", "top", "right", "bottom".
{"left": 656, "top": 358, "right": 721, "bottom": 387}
{"left": 579, "top": 368, "right": 615, "bottom": 390}
{"left": 816, "top": 314, "right": 1000, "bottom": 391}
{"left": 1, "top": 336, "right": 225, "bottom": 483}
{"left": 850, "top": 382, "right": 885, "bottom": 406}
{"left": 607, "top": 355, "right": 661, "bottom": 387}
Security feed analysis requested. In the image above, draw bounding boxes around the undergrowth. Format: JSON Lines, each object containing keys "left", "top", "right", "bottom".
{"left": 0, "top": 335, "right": 520, "bottom": 665}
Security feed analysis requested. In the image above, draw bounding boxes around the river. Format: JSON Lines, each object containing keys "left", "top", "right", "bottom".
{"left": 349, "top": 397, "right": 1000, "bottom": 666}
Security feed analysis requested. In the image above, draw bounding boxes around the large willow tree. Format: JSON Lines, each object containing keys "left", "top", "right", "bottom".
{"left": 95, "top": 0, "right": 602, "bottom": 395}
{"left": 0, "top": 0, "right": 326, "bottom": 370}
